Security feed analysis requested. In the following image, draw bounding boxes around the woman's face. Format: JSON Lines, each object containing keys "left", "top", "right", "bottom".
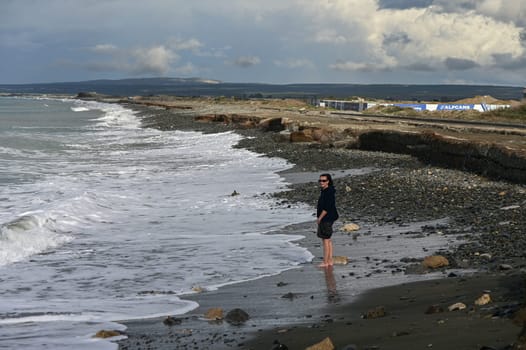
{"left": 318, "top": 176, "right": 329, "bottom": 189}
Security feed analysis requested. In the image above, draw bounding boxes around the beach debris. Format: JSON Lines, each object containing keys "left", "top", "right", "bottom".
{"left": 231, "top": 190, "right": 240, "bottom": 196}
{"left": 425, "top": 304, "right": 445, "bottom": 314}
{"left": 271, "top": 339, "right": 289, "bottom": 350}
{"left": 448, "top": 302, "right": 467, "bottom": 312}
{"left": 332, "top": 256, "right": 349, "bottom": 265}
{"left": 163, "top": 316, "right": 182, "bottom": 326}
{"left": 305, "top": 337, "right": 334, "bottom": 350}
{"left": 422, "top": 255, "right": 449, "bottom": 269}
{"left": 342, "top": 223, "right": 360, "bottom": 232}
{"left": 362, "top": 306, "right": 386, "bottom": 319}
{"left": 192, "top": 285, "right": 205, "bottom": 293}
{"left": 474, "top": 293, "right": 492, "bottom": 306}
{"left": 93, "top": 330, "right": 122, "bottom": 338}
{"left": 281, "top": 292, "right": 296, "bottom": 300}
{"left": 225, "top": 308, "right": 250, "bottom": 325}
{"left": 204, "top": 307, "right": 224, "bottom": 320}
{"left": 500, "top": 204, "right": 520, "bottom": 210}
{"left": 345, "top": 185, "right": 352, "bottom": 192}
{"left": 478, "top": 253, "right": 492, "bottom": 260}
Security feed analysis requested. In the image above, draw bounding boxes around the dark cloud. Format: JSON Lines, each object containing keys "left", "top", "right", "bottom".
{"left": 492, "top": 53, "right": 526, "bottom": 70}
{"left": 378, "top": 0, "right": 433, "bottom": 10}
{"left": 403, "top": 62, "right": 437, "bottom": 71}
{"left": 444, "top": 57, "right": 479, "bottom": 70}
{"left": 383, "top": 32, "right": 411, "bottom": 46}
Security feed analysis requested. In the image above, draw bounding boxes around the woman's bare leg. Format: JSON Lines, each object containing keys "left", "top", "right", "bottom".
{"left": 319, "top": 239, "right": 333, "bottom": 267}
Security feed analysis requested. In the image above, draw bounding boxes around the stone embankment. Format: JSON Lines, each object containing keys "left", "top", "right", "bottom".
{"left": 125, "top": 97, "right": 526, "bottom": 183}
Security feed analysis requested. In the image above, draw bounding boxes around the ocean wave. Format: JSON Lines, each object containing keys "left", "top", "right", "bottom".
{"left": 0, "top": 213, "right": 73, "bottom": 266}
{"left": 72, "top": 100, "right": 141, "bottom": 129}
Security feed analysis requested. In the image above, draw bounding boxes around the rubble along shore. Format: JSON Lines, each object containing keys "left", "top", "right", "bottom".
{"left": 111, "top": 98, "right": 526, "bottom": 350}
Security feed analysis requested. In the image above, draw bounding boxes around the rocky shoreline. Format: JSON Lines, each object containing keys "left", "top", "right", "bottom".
{"left": 115, "top": 100, "right": 526, "bottom": 349}
{"left": 124, "top": 96, "right": 526, "bottom": 183}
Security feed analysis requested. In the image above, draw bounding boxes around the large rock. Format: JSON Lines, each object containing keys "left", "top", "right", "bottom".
{"left": 225, "top": 308, "right": 250, "bottom": 325}
{"left": 305, "top": 337, "right": 334, "bottom": 350}
{"left": 342, "top": 223, "right": 360, "bottom": 232}
{"left": 422, "top": 255, "right": 449, "bottom": 269}
{"left": 332, "top": 256, "right": 349, "bottom": 265}
{"left": 204, "top": 307, "right": 224, "bottom": 320}
{"left": 94, "top": 330, "right": 121, "bottom": 338}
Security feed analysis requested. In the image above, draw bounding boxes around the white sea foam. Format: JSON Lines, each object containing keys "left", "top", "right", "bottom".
{"left": 71, "top": 106, "right": 90, "bottom": 112}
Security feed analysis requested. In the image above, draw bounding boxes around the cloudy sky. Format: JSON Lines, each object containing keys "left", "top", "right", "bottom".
{"left": 1, "top": 0, "right": 525, "bottom": 85}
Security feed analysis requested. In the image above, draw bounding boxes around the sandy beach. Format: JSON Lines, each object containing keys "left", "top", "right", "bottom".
{"left": 115, "top": 98, "right": 526, "bottom": 350}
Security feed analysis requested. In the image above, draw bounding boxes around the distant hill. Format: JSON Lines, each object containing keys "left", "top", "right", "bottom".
{"left": 0, "top": 77, "right": 523, "bottom": 102}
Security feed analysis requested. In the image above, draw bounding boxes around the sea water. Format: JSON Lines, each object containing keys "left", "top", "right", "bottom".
{"left": 0, "top": 97, "right": 313, "bottom": 349}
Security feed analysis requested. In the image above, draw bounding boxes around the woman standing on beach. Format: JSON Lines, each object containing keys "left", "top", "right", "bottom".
{"left": 317, "top": 173, "right": 339, "bottom": 267}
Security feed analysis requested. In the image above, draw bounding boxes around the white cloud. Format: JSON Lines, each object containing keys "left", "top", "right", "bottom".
{"left": 168, "top": 38, "right": 203, "bottom": 52}
{"left": 90, "top": 44, "right": 119, "bottom": 54}
{"left": 130, "top": 45, "right": 175, "bottom": 75}
{"left": 274, "top": 58, "right": 314, "bottom": 69}
{"left": 84, "top": 44, "right": 178, "bottom": 75}
{"left": 303, "top": 0, "right": 526, "bottom": 73}
{"left": 312, "top": 30, "right": 349, "bottom": 45}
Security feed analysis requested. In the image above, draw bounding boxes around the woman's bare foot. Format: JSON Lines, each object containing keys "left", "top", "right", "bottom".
{"left": 318, "top": 262, "right": 330, "bottom": 268}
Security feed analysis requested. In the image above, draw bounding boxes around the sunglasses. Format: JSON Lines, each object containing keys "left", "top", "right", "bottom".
{"left": 318, "top": 179, "right": 328, "bottom": 183}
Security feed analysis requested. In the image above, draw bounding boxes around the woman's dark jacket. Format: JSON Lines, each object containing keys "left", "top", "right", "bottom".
{"left": 317, "top": 186, "right": 339, "bottom": 222}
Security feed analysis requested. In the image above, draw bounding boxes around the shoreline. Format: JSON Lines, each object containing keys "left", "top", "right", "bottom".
{"left": 116, "top": 100, "right": 526, "bottom": 349}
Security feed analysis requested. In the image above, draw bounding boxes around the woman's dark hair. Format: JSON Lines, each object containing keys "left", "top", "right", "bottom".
{"left": 320, "top": 173, "right": 334, "bottom": 187}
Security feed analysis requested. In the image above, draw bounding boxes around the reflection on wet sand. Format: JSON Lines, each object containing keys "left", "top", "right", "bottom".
{"left": 324, "top": 266, "right": 340, "bottom": 303}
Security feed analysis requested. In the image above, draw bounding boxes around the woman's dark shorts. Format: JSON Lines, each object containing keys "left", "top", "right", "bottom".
{"left": 317, "top": 221, "right": 334, "bottom": 239}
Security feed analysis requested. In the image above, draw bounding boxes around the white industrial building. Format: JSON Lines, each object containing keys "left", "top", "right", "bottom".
{"left": 319, "top": 99, "right": 511, "bottom": 112}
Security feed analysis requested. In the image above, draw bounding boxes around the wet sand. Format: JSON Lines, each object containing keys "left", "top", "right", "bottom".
{"left": 116, "top": 101, "right": 526, "bottom": 349}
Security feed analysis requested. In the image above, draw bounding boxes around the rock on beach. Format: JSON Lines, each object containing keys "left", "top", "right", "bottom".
{"left": 422, "top": 255, "right": 449, "bottom": 269}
